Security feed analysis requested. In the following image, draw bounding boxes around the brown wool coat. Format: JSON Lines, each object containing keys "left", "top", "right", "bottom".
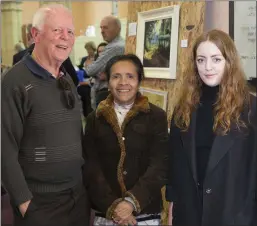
{"left": 83, "top": 94, "right": 168, "bottom": 219}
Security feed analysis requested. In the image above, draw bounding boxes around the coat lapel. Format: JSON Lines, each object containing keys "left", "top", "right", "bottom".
{"left": 181, "top": 108, "right": 236, "bottom": 184}
{"left": 181, "top": 110, "right": 198, "bottom": 185}
{"left": 205, "top": 131, "right": 235, "bottom": 178}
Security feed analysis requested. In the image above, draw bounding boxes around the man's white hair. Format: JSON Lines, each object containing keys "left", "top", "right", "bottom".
{"left": 102, "top": 15, "right": 121, "bottom": 32}
{"left": 32, "top": 4, "right": 71, "bottom": 31}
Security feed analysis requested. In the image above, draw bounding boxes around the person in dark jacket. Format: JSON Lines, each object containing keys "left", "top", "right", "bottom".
{"left": 94, "top": 42, "right": 107, "bottom": 61}
{"left": 13, "top": 49, "right": 27, "bottom": 65}
{"left": 77, "top": 42, "right": 107, "bottom": 117}
{"left": 84, "top": 54, "right": 168, "bottom": 225}
{"left": 2, "top": 4, "right": 89, "bottom": 226}
{"left": 77, "top": 41, "right": 96, "bottom": 71}
{"left": 166, "top": 29, "right": 257, "bottom": 226}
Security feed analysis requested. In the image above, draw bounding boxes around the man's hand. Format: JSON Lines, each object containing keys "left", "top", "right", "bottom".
{"left": 113, "top": 201, "right": 134, "bottom": 223}
{"left": 19, "top": 200, "right": 31, "bottom": 217}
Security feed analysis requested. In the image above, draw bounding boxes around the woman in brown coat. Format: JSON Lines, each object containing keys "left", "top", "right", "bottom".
{"left": 83, "top": 54, "right": 168, "bottom": 225}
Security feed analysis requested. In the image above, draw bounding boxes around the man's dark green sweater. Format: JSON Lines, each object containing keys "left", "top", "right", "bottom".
{"left": 1, "top": 55, "right": 84, "bottom": 206}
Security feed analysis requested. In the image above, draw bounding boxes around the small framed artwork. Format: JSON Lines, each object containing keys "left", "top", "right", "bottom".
{"left": 136, "top": 5, "right": 180, "bottom": 79}
{"left": 139, "top": 87, "right": 168, "bottom": 111}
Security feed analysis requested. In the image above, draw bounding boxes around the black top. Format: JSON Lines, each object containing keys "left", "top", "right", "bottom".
{"left": 13, "top": 49, "right": 27, "bottom": 65}
{"left": 196, "top": 84, "right": 219, "bottom": 188}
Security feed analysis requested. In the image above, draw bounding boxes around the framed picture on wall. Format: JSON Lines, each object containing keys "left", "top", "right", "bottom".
{"left": 136, "top": 5, "right": 180, "bottom": 79}
{"left": 229, "top": 1, "right": 256, "bottom": 84}
{"left": 139, "top": 87, "right": 168, "bottom": 111}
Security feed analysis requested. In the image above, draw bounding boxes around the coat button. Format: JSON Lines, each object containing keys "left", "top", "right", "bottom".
{"left": 123, "top": 170, "right": 127, "bottom": 175}
{"left": 122, "top": 137, "right": 125, "bottom": 141}
{"left": 205, "top": 188, "right": 212, "bottom": 194}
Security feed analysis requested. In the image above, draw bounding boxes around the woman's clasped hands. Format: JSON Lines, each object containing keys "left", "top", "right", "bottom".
{"left": 112, "top": 201, "right": 137, "bottom": 226}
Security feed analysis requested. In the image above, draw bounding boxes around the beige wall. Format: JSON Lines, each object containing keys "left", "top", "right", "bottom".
{"left": 72, "top": 1, "right": 114, "bottom": 36}
{"left": 71, "top": 2, "right": 86, "bottom": 36}
{"left": 72, "top": 1, "right": 128, "bottom": 36}
{"left": 212, "top": 1, "right": 229, "bottom": 33}
{"left": 85, "top": 1, "right": 112, "bottom": 26}
{"left": 118, "top": 1, "right": 128, "bottom": 18}
{"left": 204, "top": 1, "right": 229, "bottom": 33}
{"left": 20, "top": 1, "right": 127, "bottom": 36}
{"left": 22, "top": 2, "right": 40, "bottom": 25}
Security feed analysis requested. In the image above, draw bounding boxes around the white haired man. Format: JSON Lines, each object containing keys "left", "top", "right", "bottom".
{"left": 2, "top": 4, "right": 89, "bottom": 226}
{"left": 84, "top": 15, "right": 125, "bottom": 109}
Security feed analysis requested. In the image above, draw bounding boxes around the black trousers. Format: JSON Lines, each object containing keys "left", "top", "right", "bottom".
{"left": 13, "top": 184, "right": 90, "bottom": 226}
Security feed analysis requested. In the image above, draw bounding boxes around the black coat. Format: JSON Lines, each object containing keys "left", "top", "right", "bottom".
{"left": 12, "top": 44, "right": 78, "bottom": 86}
{"left": 13, "top": 49, "right": 27, "bottom": 65}
{"left": 166, "top": 95, "right": 257, "bottom": 226}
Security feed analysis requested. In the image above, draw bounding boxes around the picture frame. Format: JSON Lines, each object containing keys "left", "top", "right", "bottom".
{"left": 136, "top": 5, "right": 180, "bottom": 80}
{"left": 139, "top": 87, "right": 168, "bottom": 111}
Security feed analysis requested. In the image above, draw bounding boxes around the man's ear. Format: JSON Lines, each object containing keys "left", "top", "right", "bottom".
{"left": 31, "top": 27, "right": 40, "bottom": 43}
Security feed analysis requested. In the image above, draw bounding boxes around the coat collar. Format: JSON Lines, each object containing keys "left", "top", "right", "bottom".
{"left": 205, "top": 132, "right": 235, "bottom": 178}
{"left": 181, "top": 110, "right": 235, "bottom": 185}
{"left": 96, "top": 93, "right": 150, "bottom": 132}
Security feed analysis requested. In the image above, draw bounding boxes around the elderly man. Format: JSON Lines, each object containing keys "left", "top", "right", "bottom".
{"left": 2, "top": 4, "right": 89, "bottom": 226}
{"left": 84, "top": 15, "right": 125, "bottom": 109}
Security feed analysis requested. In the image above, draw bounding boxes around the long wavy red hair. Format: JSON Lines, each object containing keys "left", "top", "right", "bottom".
{"left": 174, "top": 29, "right": 250, "bottom": 135}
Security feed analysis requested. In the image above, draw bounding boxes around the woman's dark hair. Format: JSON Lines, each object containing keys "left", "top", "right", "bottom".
{"left": 105, "top": 54, "right": 145, "bottom": 83}
{"left": 95, "top": 42, "right": 107, "bottom": 60}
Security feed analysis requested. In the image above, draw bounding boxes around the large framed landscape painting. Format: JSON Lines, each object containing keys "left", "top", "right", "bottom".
{"left": 136, "top": 6, "right": 180, "bottom": 79}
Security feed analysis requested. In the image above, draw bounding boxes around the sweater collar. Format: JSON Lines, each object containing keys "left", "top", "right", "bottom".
{"left": 24, "top": 53, "right": 67, "bottom": 80}
{"left": 96, "top": 92, "right": 150, "bottom": 118}
{"left": 200, "top": 83, "right": 219, "bottom": 103}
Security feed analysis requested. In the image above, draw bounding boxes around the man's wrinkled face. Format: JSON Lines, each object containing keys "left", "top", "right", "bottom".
{"left": 33, "top": 8, "right": 75, "bottom": 64}
{"left": 100, "top": 18, "right": 119, "bottom": 43}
